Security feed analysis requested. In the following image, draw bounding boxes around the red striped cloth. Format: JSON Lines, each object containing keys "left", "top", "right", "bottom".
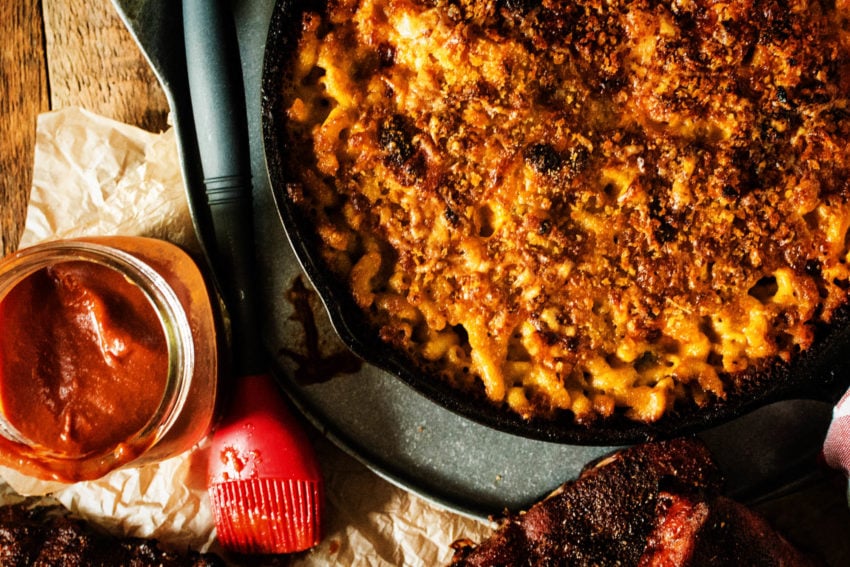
{"left": 823, "top": 390, "right": 850, "bottom": 478}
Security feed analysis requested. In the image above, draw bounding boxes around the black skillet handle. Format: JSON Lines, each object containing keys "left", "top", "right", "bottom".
{"left": 182, "top": 0, "right": 263, "bottom": 376}
{"left": 807, "top": 365, "right": 850, "bottom": 405}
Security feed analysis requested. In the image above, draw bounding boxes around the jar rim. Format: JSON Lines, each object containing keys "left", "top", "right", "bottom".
{"left": 0, "top": 239, "right": 195, "bottom": 464}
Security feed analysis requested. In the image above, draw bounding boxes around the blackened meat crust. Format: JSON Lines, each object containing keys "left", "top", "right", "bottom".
{"left": 450, "top": 438, "right": 821, "bottom": 567}
{"left": 0, "top": 503, "right": 225, "bottom": 567}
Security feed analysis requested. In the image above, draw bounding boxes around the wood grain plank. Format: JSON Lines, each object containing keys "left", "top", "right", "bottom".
{"left": 0, "top": 2, "right": 49, "bottom": 255}
{"left": 2, "top": 0, "right": 169, "bottom": 255}
{"left": 42, "top": 0, "right": 169, "bottom": 133}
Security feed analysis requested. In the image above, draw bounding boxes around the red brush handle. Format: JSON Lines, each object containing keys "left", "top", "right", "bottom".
{"left": 208, "top": 374, "right": 322, "bottom": 484}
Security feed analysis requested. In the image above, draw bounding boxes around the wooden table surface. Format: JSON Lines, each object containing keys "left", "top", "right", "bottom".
{"left": 2, "top": 1, "right": 850, "bottom": 565}
{"left": 1, "top": 0, "right": 169, "bottom": 255}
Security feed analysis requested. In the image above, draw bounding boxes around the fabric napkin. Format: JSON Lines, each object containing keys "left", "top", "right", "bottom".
{"left": 823, "top": 389, "right": 850, "bottom": 502}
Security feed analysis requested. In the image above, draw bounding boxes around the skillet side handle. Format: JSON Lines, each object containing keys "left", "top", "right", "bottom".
{"left": 813, "top": 368, "right": 850, "bottom": 405}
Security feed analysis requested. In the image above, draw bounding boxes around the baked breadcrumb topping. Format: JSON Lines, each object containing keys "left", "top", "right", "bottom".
{"left": 279, "top": 0, "right": 850, "bottom": 423}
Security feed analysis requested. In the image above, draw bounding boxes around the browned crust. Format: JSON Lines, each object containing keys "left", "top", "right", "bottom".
{"left": 449, "top": 438, "right": 821, "bottom": 566}
{"left": 0, "top": 503, "right": 224, "bottom": 567}
{"left": 278, "top": 0, "right": 850, "bottom": 424}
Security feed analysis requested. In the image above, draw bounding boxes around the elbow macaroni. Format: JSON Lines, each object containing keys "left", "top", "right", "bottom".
{"left": 277, "top": 0, "right": 850, "bottom": 424}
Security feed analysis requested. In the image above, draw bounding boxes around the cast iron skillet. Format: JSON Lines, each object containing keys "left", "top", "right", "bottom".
{"left": 260, "top": 0, "right": 850, "bottom": 445}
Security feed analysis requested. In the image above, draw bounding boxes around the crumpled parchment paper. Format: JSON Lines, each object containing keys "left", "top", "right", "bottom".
{"left": 20, "top": 107, "right": 198, "bottom": 252}
{"left": 0, "top": 107, "right": 493, "bottom": 565}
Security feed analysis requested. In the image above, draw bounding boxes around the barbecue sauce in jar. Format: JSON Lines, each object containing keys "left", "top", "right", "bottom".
{"left": 0, "top": 237, "right": 218, "bottom": 482}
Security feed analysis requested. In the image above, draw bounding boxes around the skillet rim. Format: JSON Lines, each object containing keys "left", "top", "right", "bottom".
{"left": 259, "top": 0, "right": 850, "bottom": 445}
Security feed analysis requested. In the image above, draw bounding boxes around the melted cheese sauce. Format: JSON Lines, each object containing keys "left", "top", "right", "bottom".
{"left": 279, "top": 0, "right": 850, "bottom": 423}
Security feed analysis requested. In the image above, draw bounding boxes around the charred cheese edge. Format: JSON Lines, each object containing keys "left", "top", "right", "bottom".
{"left": 279, "top": 0, "right": 850, "bottom": 424}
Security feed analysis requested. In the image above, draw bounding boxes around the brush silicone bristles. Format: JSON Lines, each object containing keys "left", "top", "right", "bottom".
{"left": 208, "top": 374, "right": 324, "bottom": 554}
{"left": 210, "top": 477, "right": 321, "bottom": 553}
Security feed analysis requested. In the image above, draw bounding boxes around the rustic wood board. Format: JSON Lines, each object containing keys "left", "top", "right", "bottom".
{"left": 0, "top": 0, "right": 169, "bottom": 254}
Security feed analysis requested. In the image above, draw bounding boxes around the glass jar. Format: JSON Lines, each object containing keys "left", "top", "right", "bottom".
{"left": 0, "top": 236, "right": 218, "bottom": 482}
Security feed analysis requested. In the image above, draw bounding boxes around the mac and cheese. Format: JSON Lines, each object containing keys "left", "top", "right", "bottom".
{"left": 277, "top": 0, "right": 850, "bottom": 424}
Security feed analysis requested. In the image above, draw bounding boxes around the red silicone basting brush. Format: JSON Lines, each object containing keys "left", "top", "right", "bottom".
{"left": 182, "top": 0, "right": 323, "bottom": 554}
{"left": 207, "top": 373, "right": 322, "bottom": 553}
